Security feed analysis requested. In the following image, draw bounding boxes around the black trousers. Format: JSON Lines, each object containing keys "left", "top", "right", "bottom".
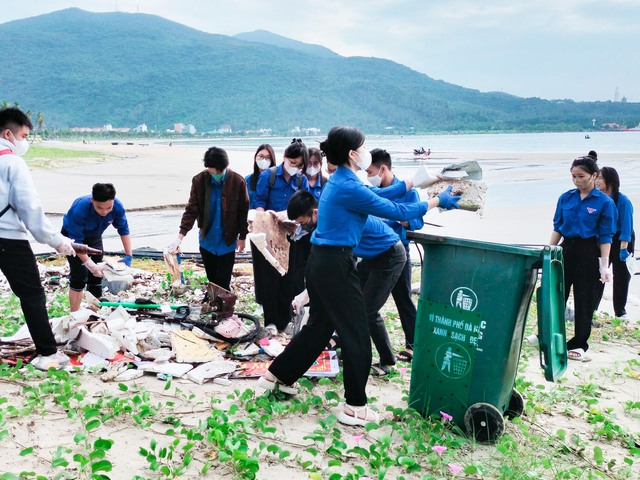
{"left": 0, "top": 238, "right": 57, "bottom": 355}
{"left": 269, "top": 245, "right": 371, "bottom": 406}
{"left": 200, "top": 247, "right": 235, "bottom": 291}
{"left": 595, "top": 232, "right": 635, "bottom": 317}
{"left": 358, "top": 242, "right": 406, "bottom": 366}
{"left": 64, "top": 233, "right": 103, "bottom": 299}
{"left": 562, "top": 237, "right": 600, "bottom": 352}
{"left": 390, "top": 243, "right": 417, "bottom": 349}
{"left": 251, "top": 240, "right": 297, "bottom": 331}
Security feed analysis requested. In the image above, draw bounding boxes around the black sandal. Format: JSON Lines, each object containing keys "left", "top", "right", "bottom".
{"left": 370, "top": 363, "right": 391, "bottom": 376}
{"left": 397, "top": 349, "right": 413, "bottom": 362}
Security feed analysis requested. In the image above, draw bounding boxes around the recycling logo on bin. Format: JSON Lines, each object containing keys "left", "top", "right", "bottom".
{"left": 450, "top": 287, "right": 478, "bottom": 311}
{"left": 436, "top": 343, "right": 472, "bottom": 379}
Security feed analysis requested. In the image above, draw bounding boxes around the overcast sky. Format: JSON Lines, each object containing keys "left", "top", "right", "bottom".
{"left": 4, "top": 0, "right": 639, "bottom": 102}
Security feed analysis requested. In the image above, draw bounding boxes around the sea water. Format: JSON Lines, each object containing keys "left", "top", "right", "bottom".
{"left": 48, "top": 131, "right": 640, "bottom": 252}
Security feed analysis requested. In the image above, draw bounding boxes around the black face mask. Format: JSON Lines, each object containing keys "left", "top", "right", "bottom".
{"left": 301, "top": 221, "right": 316, "bottom": 233}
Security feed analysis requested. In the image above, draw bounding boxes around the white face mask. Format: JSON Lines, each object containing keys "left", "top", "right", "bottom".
{"left": 284, "top": 164, "right": 301, "bottom": 176}
{"left": 367, "top": 173, "right": 382, "bottom": 187}
{"left": 354, "top": 149, "right": 372, "bottom": 170}
{"left": 256, "top": 159, "right": 271, "bottom": 170}
{"left": 10, "top": 131, "right": 29, "bottom": 156}
{"left": 306, "top": 166, "right": 320, "bottom": 177}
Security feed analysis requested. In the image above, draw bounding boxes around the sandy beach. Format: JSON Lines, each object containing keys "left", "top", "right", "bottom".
{"left": 2, "top": 139, "right": 638, "bottom": 478}
{"left": 31, "top": 140, "right": 640, "bottom": 322}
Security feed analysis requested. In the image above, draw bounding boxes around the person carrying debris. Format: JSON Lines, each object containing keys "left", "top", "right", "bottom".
{"left": 364, "top": 148, "right": 422, "bottom": 363}
{"left": 251, "top": 139, "right": 309, "bottom": 334}
{"left": 62, "top": 183, "right": 132, "bottom": 312}
{"left": 0, "top": 107, "right": 76, "bottom": 370}
{"left": 168, "top": 146, "right": 249, "bottom": 291}
{"left": 257, "top": 126, "right": 460, "bottom": 426}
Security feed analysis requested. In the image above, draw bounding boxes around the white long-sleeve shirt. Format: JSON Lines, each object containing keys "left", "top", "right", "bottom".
{"left": 0, "top": 138, "right": 63, "bottom": 248}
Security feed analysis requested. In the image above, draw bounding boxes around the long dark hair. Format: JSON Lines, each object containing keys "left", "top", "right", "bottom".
{"left": 319, "top": 126, "right": 365, "bottom": 166}
{"left": 599, "top": 166, "right": 621, "bottom": 205}
{"left": 250, "top": 144, "right": 276, "bottom": 190}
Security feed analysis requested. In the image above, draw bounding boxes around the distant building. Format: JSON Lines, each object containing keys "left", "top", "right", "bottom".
{"left": 174, "top": 123, "right": 185, "bottom": 134}
{"left": 185, "top": 124, "right": 197, "bottom": 135}
{"left": 215, "top": 124, "right": 232, "bottom": 134}
{"left": 134, "top": 123, "right": 148, "bottom": 133}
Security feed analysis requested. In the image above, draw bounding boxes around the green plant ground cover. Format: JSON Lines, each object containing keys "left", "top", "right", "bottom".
{"left": 0, "top": 261, "right": 639, "bottom": 479}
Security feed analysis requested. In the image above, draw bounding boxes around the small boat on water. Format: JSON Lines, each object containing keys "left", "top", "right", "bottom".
{"left": 414, "top": 147, "right": 431, "bottom": 156}
{"left": 623, "top": 123, "right": 640, "bottom": 132}
{"left": 585, "top": 135, "right": 590, "bottom": 139}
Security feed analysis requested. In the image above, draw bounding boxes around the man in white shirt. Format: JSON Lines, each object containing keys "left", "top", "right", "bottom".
{"left": 0, "top": 107, "right": 75, "bottom": 370}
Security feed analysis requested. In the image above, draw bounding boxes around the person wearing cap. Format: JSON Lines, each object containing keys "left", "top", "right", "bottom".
{"left": 0, "top": 107, "right": 76, "bottom": 370}
{"left": 168, "top": 147, "right": 249, "bottom": 291}
{"left": 62, "top": 183, "right": 132, "bottom": 311}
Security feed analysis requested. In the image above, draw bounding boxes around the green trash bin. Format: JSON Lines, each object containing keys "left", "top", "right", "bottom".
{"left": 407, "top": 232, "right": 567, "bottom": 443}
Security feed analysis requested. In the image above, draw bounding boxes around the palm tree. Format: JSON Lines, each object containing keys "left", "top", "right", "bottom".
{"left": 36, "top": 112, "right": 45, "bottom": 140}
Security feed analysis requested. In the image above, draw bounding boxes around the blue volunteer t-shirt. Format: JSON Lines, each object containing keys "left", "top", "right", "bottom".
{"left": 200, "top": 173, "right": 236, "bottom": 255}
{"left": 254, "top": 164, "right": 309, "bottom": 212}
{"left": 62, "top": 195, "right": 129, "bottom": 242}
{"left": 553, "top": 187, "right": 616, "bottom": 243}
{"left": 311, "top": 166, "right": 428, "bottom": 248}
{"left": 354, "top": 217, "right": 400, "bottom": 259}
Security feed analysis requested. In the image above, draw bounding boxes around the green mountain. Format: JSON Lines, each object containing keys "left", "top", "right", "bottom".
{"left": 234, "top": 30, "right": 340, "bottom": 59}
{"left": 1, "top": 8, "right": 638, "bottom": 133}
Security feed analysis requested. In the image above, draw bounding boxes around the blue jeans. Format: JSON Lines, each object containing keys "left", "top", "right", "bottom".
{"left": 358, "top": 242, "right": 407, "bottom": 366}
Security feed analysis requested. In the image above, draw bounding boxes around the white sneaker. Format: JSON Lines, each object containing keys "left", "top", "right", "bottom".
{"left": 30, "top": 351, "right": 70, "bottom": 371}
{"left": 265, "top": 324, "right": 278, "bottom": 336}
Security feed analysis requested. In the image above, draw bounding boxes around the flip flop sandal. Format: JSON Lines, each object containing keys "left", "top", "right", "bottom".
{"left": 337, "top": 404, "right": 380, "bottom": 426}
{"left": 370, "top": 363, "right": 391, "bottom": 376}
{"left": 397, "top": 349, "right": 413, "bottom": 362}
{"left": 568, "top": 348, "right": 591, "bottom": 362}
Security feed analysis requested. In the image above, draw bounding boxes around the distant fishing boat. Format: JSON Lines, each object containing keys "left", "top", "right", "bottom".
{"left": 623, "top": 123, "right": 640, "bottom": 131}
{"left": 585, "top": 135, "right": 590, "bottom": 139}
{"left": 413, "top": 147, "right": 431, "bottom": 156}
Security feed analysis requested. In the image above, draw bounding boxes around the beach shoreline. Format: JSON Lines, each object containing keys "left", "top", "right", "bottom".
{"left": 1, "top": 138, "right": 638, "bottom": 478}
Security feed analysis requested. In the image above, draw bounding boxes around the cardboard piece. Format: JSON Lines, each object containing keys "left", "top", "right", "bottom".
{"left": 248, "top": 210, "right": 297, "bottom": 275}
{"left": 170, "top": 330, "right": 218, "bottom": 363}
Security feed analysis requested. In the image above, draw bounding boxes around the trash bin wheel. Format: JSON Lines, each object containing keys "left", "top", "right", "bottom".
{"left": 504, "top": 389, "right": 525, "bottom": 420}
{"left": 463, "top": 402, "right": 505, "bottom": 444}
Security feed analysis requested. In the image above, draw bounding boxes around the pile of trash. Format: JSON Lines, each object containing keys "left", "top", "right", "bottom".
{"left": 0, "top": 255, "right": 319, "bottom": 385}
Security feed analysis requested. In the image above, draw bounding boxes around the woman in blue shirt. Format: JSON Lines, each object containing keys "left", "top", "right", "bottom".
{"left": 595, "top": 166, "right": 635, "bottom": 318}
{"left": 251, "top": 139, "right": 310, "bottom": 333}
{"left": 550, "top": 156, "right": 617, "bottom": 361}
{"left": 258, "top": 126, "right": 460, "bottom": 426}
{"left": 305, "top": 148, "right": 328, "bottom": 200}
{"left": 245, "top": 144, "right": 276, "bottom": 209}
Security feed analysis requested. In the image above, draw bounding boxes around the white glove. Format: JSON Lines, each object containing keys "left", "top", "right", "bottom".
{"left": 55, "top": 237, "right": 76, "bottom": 256}
{"left": 167, "top": 237, "right": 182, "bottom": 254}
{"left": 599, "top": 257, "right": 613, "bottom": 283}
{"left": 84, "top": 259, "right": 104, "bottom": 278}
{"left": 291, "top": 290, "right": 310, "bottom": 315}
{"left": 411, "top": 165, "right": 440, "bottom": 189}
{"left": 247, "top": 209, "right": 258, "bottom": 223}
